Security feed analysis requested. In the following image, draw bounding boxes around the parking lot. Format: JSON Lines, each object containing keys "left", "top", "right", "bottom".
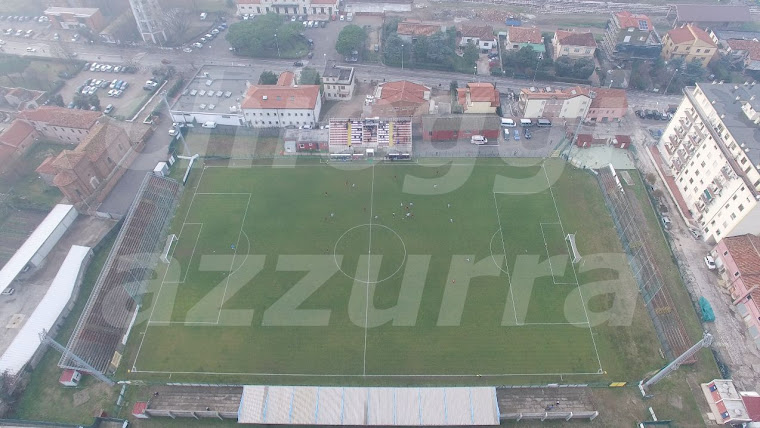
{"left": 0, "top": 14, "right": 51, "bottom": 44}
{"left": 58, "top": 63, "right": 159, "bottom": 119}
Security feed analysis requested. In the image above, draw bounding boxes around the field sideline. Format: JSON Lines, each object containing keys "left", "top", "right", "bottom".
{"left": 122, "top": 158, "right": 663, "bottom": 384}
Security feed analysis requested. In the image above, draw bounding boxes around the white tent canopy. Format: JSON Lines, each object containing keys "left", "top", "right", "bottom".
{"left": 0, "top": 245, "right": 91, "bottom": 375}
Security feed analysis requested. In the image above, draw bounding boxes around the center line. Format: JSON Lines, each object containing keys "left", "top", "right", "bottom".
{"left": 363, "top": 162, "right": 375, "bottom": 376}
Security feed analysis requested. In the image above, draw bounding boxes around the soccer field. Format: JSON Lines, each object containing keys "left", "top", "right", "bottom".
{"left": 125, "top": 158, "right": 662, "bottom": 382}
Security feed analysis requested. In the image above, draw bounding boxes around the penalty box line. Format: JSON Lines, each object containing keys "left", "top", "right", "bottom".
{"left": 539, "top": 222, "right": 577, "bottom": 286}
{"left": 127, "top": 368, "right": 605, "bottom": 377}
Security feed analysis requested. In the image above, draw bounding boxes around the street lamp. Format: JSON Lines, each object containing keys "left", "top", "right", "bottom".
{"left": 401, "top": 43, "right": 404, "bottom": 69}
{"left": 664, "top": 68, "right": 679, "bottom": 94}
{"left": 531, "top": 57, "right": 540, "bottom": 83}
{"left": 274, "top": 33, "right": 280, "bottom": 58}
{"left": 608, "top": 80, "right": 613, "bottom": 89}
{"left": 474, "top": 65, "right": 477, "bottom": 76}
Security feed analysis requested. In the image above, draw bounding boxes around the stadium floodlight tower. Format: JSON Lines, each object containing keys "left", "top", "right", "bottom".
{"left": 640, "top": 331, "right": 713, "bottom": 394}
{"left": 38, "top": 330, "right": 115, "bottom": 386}
{"left": 128, "top": 0, "right": 167, "bottom": 45}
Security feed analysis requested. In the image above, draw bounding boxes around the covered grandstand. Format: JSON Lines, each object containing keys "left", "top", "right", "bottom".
{"left": 59, "top": 174, "right": 181, "bottom": 374}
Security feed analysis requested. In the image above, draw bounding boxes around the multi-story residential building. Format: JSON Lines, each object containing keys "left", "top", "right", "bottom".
{"left": 236, "top": 0, "right": 339, "bottom": 17}
{"left": 322, "top": 61, "right": 355, "bottom": 100}
{"left": 18, "top": 107, "right": 102, "bottom": 144}
{"left": 241, "top": 83, "right": 322, "bottom": 128}
{"left": 586, "top": 88, "right": 628, "bottom": 123}
{"left": 458, "top": 25, "right": 496, "bottom": 52}
{"left": 601, "top": 11, "right": 661, "bottom": 61}
{"left": 518, "top": 86, "right": 591, "bottom": 119}
{"left": 712, "top": 234, "right": 760, "bottom": 349}
{"left": 371, "top": 80, "right": 433, "bottom": 118}
{"left": 456, "top": 82, "right": 499, "bottom": 114}
{"left": 661, "top": 24, "right": 717, "bottom": 67}
{"left": 652, "top": 82, "right": 760, "bottom": 242}
{"left": 505, "top": 27, "right": 545, "bottom": 55}
{"left": 552, "top": 30, "right": 597, "bottom": 60}
{"left": 44, "top": 7, "right": 105, "bottom": 32}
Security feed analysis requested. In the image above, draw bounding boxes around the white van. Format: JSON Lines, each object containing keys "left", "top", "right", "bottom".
{"left": 520, "top": 119, "right": 533, "bottom": 127}
{"left": 470, "top": 135, "right": 487, "bottom": 145}
{"left": 200, "top": 12, "right": 208, "bottom": 20}
{"left": 501, "top": 118, "right": 516, "bottom": 127}
{"left": 202, "top": 121, "right": 217, "bottom": 129}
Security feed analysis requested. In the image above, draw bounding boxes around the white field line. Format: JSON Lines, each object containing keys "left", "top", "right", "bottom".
{"left": 217, "top": 195, "right": 252, "bottom": 324}
{"left": 128, "top": 369, "right": 605, "bottom": 377}
{"left": 542, "top": 165, "right": 604, "bottom": 374}
{"left": 492, "top": 192, "right": 520, "bottom": 326}
{"left": 132, "top": 164, "right": 208, "bottom": 370}
{"left": 362, "top": 163, "right": 375, "bottom": 376}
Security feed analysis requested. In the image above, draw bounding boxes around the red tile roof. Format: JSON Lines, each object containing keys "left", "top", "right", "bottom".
{"left": 508, "top": 27, "right": 543, "bottom": 44}
{"left": 590, "top": 88, "right": 629, "bottom": 109}
{"left": 666, "top": 25, "right": 715, "bottom": 46}
{"left": 615, "top": 11, "right": 653, "bottom": 31}
{"left": 457, "top": 82, "right": 499, "bottom": 108}
{"left": 726, "top": 39, "right": 760, "bottom": 61}
{"left": 241, "top": 85, "right": 321, "bottom": 109}
{"left": 555, "top": 30, "right": 597, "bottom": 48}
{"left": 377, "top": 80, "right": 430, "bottom": 105}
{"left": 397, "top": 20, "right": 441, "bottom": 37}
{"left": 722, "top": 234, "right": 760, "bottom": 287}
{"left": 742, "top": 394, "right": 760, "bottom": 421}
{"left": 35, "top": 156, "right": 57, "bottom": 175}
{"left": 132, "top": 402, "right": 148, "bottom": 417}
{"left": 0, "top": 120, "right": 35, "bottom": 148}
{"left": 459, "top": 25, "right": 494, "bottom": 40}
{"left": 277, "top": 71, "right": 295, "bottom": 87}
{"left": 18, "top": 106, "right": 101, "bottom": 130}
{"left": 59, "top": 369, "right": 77, "bottom": 383}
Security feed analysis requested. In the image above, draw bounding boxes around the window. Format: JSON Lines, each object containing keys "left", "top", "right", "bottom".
{"left": 704, "top": 49, "right": 710, "bottom": 53}
{"left": 735, "top": 271, "right": 740, "bottom": 277}
{"left": 696, "top": 48, "right": 701, "bottom": 53}
{"left": 739, "top": 204, "right": 745, "bottom": 212}
{"left": 731, "top": 213, "right": 737, "bottom": 220}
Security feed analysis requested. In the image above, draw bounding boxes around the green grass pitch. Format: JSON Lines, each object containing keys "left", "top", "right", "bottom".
{"left": 125, "top": 158, "right": 663, "bottom": 383}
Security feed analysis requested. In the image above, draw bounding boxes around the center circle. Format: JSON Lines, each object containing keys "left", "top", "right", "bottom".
{"left": 333, "top": 224, "right": 407, "bottom": 284}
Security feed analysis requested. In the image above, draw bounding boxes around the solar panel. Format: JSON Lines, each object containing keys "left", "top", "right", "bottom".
{"left": 639, "top": 20, "right": 649, "bottom": 30}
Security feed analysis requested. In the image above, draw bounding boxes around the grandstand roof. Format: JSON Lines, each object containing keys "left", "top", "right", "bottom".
{"left": 0, "top": 204, "right": 77, "bottom": 292}
{"left": 0, "top": 245, "right": 91, "bottom": 376}
{"left": 237, "top": 386, "right": 500, "bottom": 425}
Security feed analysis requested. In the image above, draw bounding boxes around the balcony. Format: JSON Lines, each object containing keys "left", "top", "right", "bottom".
{"left": 665, "top": 142, "right": 676, "bottom": 156}
{"left": 675, "top": 125, "right": 686, "bottom": 138}
{"left": 688, "top": 132, "right": 703, "bottom": 147}
{"left": 669, "top": 133, "right": 681, "bottom": 147}
{"left": 685, "top": 108, "right": 697, "bottom": 122}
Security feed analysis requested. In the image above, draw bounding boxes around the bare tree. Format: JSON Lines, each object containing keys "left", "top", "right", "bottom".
{"left": 162, "top": 8, "right": 193, "bottom": 46}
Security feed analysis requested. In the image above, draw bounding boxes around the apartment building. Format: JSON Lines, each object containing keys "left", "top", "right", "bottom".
{"left": 236, "top": 0, "right": 339, "bottom": 17}
{"left": 17, "top": 107, "right": 102, "bottom": 144}
{"left": 661, "top": 24, "right": 717, "bottom": 66}
{"left": 322, "top": 61, "right": 355, "bottom": 100}
{"left": 601, "top": 11, "right": 661, "bottom": 61}
{"left": 241, "top": 84, "right": 322, "bottom": 128}
{"left": 653, "top": 82, "right": 760, "bottom": 242}
{"left": 518, "top": 86, "right": 591, "bottom": 119}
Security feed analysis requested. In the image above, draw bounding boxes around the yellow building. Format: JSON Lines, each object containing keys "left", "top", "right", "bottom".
{"left": 661, "top": 24, "right": 717, "bottom": 66}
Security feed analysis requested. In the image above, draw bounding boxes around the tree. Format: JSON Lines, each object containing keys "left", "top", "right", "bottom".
{"left": 382, "top": 17, "right": 400, "bottom": 42}
{"left": 463, "top": 41, "right": 479, "bottom": 66}
{"left": 259, "top": 71, "right": 278, "bottom": 84}
{"left": 427, "top": 32, "right": 454, "bottom": 64}
{"left": 299, "top": 67, "right": 321, "bottom": 85}
{"left": 630, "top": 61, "right": 653, "bottom": 90}
{"left": 554, "top": 57, "right": 594, "bottom": 79}
{"left": 226, "top": 14, "right": 301, "bottom": 58}
{"left": 51, "top": 94, "right": 64, "bottom": 107}
{"left": 335, "top": 25, "right": 367, "bottom": 57}
{"left": 0, "top": 55, "right": 30, "bottom": 85}
{"left": 383, "top": 34, "right": 405, "bottom": 66}
{"left": 449, "top": 80, "right": 458, "bottom": 93}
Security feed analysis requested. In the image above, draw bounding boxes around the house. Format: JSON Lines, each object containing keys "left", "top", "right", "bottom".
{"left": 505, "top": 27, "right": 545, "bottom": 54}
{"left": 725, "top": 39, "right": 760, "bottom": 73}
{"left": 421, "top": 115, "right": 501, "bottom": 142}
{"left": 322, "top": 61, "right": 355, "bottom": 100}
{"left": 35, "top": 120, "right": 143, "bottom": 205}
{"left": 241, "top": 77, "right": 322, "bottom": 128}
{"left": 700, "top": 379, "right": 760, "bottom": 425}
{"left": 518, "top": 86, "right": 592, "bottom": 119}
{"left": 396, "top": 20, "right": 444, "bottom": 42}
{"left": 661, "top": 24, "right": 717, "bottom": 66}
{"left": 44, "top": 7, "right": 105, "bottom": 32}
{"left": 371, "top": 80, "right": 433, "bottom": 118}
{"left": 0, "top": 120, "right": 36, "bottom": 173}
{"left": 651, "top": 82, "right": 760, "bottom": 242}
{"left": 59, "top": 369, "right": 82, "bottom": 387}
{"left": 713, "top": 234, "right": 760, "bottom": 348}
{"left": 456, "top": 82, "right": 499, "bottom": 114}
{"left": 602, "top": 11, "right": 661, "bottom": 61}
{"left": 235, "top": 0, "right": 339, "bottom": 17}
{"left": 1, "top": 87, "right": 45, "bottom": 111}
{"left": 328, "top": 117, "right": 412, "bottom": 155}
{"left": 552, "top": 30, "right": 597, "bottom": 60}
{"left": 459, "top": 25, "right": 496, "bottom": 52}
{"left": 673, "top": 5, "right": 751, "bottom": 30}
{"left": 18, "top": 107, "right": 102, "bottom": 144}
{"left": 586, "top": 88, "right": 628, "bottom": 122}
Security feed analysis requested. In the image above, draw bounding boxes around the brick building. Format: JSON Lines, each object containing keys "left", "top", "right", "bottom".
{"left": 44, "top": 7, "right": 105, "bottom": 32}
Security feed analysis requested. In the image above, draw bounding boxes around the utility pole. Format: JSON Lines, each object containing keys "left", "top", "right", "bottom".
{"left": 39, "top": 330, "right": 115, "bottom": 386}
{"left": 642, "top": 331, "right": 713, "bottom": 390}
{"left": 401, "top": 43, "right": 404, "bottom": 70}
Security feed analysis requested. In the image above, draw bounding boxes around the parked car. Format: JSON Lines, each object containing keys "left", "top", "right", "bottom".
{"left": 293, "top": 61, "right": 304, "bottom": 66}
{"left": 320, "top": 21, "right": 326, "bottom": 28}
{"left": 704, "top": 255, "right": 716, "bottom": 270}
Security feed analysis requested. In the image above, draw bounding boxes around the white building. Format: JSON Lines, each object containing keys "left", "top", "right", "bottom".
{"left": 241, "top": 84, "right": 322, "bottom": 128}
{"left": 654, "top": 82, "right": 760, "bottom": 242}
{"left": 322, "top": 61, "right": 355, "bottom": 101}
{"left": 236, "top": 0, "right": 339, "bottom": 17}
{"left": 518, "top": 86, "right": 592, "bottom": 119}
{"left": 459, "top": 25, "right": 496, "bottom": 51}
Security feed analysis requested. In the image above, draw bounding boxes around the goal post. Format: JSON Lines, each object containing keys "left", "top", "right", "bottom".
{"left": 566, "top": 233, "right": 582, "bottom": 264}
{"left": 160, "top": 234, "right": 177, "bottom": 264}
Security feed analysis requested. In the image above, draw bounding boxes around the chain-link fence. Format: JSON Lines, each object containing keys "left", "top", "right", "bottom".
{"left": 596, "top": 167, "right": 693, "bottom": 362}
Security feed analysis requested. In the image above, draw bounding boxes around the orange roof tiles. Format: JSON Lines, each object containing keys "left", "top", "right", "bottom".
{"left": 508, "top": 27, "right": 542, "bottom": 44}
{"left": 666, "top": 25, "right": 715, "bottom": 46}
{"left": 555, "top": 30, "right": 597, "bottom": 48}
{"left": 723, "top": 234, "right": 760, "bottom": 284}
{"left": 18, "top": 106, "right": 101, "bottom": 130}
{"left": 726, "top": 39, "right": 760, "bottom": 61}
{"left": 458, "top": 82, "right": 499, "bottom": 107}
{"left": 590, "top": 88, "right": 629, "bottom": 109}
{"left": 0, "top": 120, "right": 35, "bottom": 148}
{"left": 277, "top": 71, "right": 295, "bottom": 87}
{"left": 397, "top": 20, "right": 441, "bottom": 37}
{"left": 615, "top": 11, "right": 653, "bottom": 30}
{"left": 459, "top": 25, "right": 494, "bottom": 40}
{"left": 377, "top": 80, "right": 429, "bottom": 105}
{"left": 241, "top": 85, "right": 321, "bottom": 109}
